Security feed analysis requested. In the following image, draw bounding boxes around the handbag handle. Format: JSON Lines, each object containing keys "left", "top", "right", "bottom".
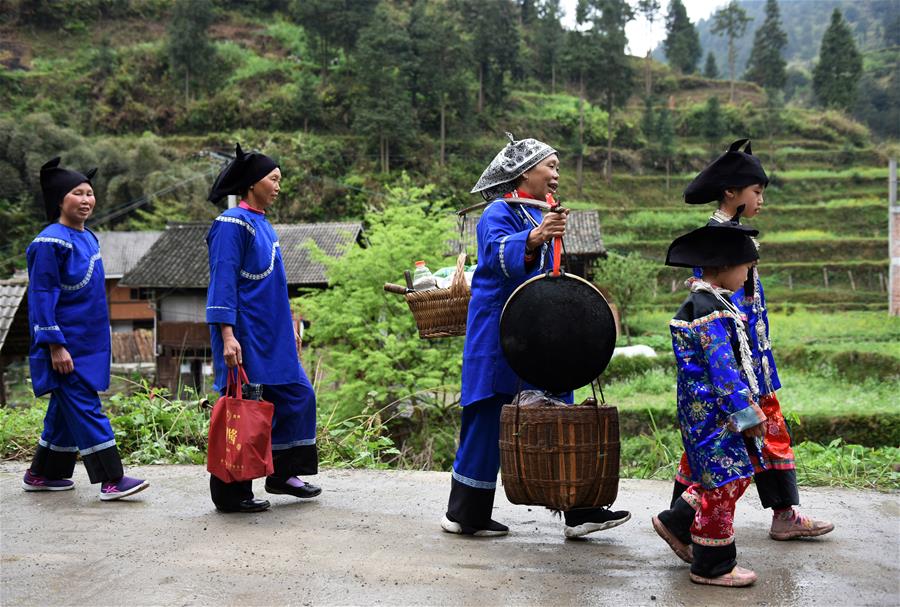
{"left": 225, "top": 364, "right": 251, "bottom": 398}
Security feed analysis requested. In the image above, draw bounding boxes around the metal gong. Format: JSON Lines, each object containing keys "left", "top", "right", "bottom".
{"left": 499, "top": 271, "right": 617, "bottom": 394}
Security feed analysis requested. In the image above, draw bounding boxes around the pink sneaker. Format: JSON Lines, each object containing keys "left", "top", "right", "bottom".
{"left": 690, "top": 566, "right": 757, "bottom": 587}
{"left": 770, "top": 509, "right": 834, "bottom": 540}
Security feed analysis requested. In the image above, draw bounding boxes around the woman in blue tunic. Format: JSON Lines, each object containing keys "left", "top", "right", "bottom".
{"left": 205, "top": 144, "right": 319, "bottom": 513}
{"left": 441, "top": 134, "right": 630, "bottom": 538}
{"left": 23, "top": 158, "right": 149, "bottom": 501}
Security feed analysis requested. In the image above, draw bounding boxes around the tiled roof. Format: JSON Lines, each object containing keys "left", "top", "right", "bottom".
{"left": 121, "top": 222, "right": 363, "bottom": 289}
{"left": 458, "top": 209, "right": 606, "bottom": 257}
{"left": 0, "top": 275, "right": 28, "bottom": 355}
{"left": 95, "top": 231, "right": 163, "bottom": 278}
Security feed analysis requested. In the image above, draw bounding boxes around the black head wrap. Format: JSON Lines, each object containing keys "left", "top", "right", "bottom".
{"left": 665, "top": 221, "right": 760, "bottom": 269}
{"left": 39, "top": 157, "right": 97, "bottom": 222}
{"left": 683, "top": 139, "right": 769, "bottom": 205}
{"left": 207, "top": 143, "right": 279, "bottom": 205}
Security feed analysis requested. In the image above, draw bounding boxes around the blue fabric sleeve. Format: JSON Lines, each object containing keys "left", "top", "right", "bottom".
{"left": 206, "top": 220, "right": 246, "bottom": 326}
{"left": 478, "top": 206, "right": 533, "bottom": 281}
{"left": 697, "top": 317, "right": 763, "bottom": 426}
{"left": 27, "top": 241, "right": 67, "bottom": 346}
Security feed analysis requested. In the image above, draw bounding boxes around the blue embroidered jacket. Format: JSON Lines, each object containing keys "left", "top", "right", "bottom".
{"left": 461, "top": 199, "right": 573, "bottom": 406}
{"left": 206, "top": 206, "right": 301, "bottom": 391}
{"left": 670, "top": 291, "right": 765, "bottom": 489}
{"left": 26, "top": 223, "right": 111, "bottom": 396}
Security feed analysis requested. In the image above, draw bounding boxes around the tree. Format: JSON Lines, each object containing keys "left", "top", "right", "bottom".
{"left": 290, "top": 0, "right": 379, "bottom": 80}
{"left": 656, "top": 107, "right": 675, "bottom": 192}
{"left": 703, "top": 52, "right": 719, "bottom": 79}
{"left": 460, "top": 0, "right": 520, "bottom": 112}
{"left": 166, "top": 0, "right": 216, "bottom": 106}
{"left": 711, "top": 0, "right": 751, "bottom": 103}
{"left": 302, "top": 177, "right": 463, "bottom": 422}
{"left": 531, "top": 0, "right": 566, "bottom": 92}
{"left": 640, "top": 96, "right": 656, "bottom": 141}
{"left": 702, "top": 96, "right": 724, "bottom": 156}
{"left": 744, "top": 0, "right": 787, "bottom": 91}
{"left": 637, "top": 0, "right": 661, "bottom": 96}
{"left": 409, "top": 0, "right": 472, "bottom": 166}
{"left": 593, "top": 252, "right": 657, "bottom": 345}
{"left": 663, "top": 0, "right": 701, "bottom": 74}
{"left": 569, "top": 0, "right": 635, "bottom": 186}
{"left": 813, "top": 8, "right": 863, "bottom": 110}
{"left": 351, "top": 2, "right": 417, "bottom": 173}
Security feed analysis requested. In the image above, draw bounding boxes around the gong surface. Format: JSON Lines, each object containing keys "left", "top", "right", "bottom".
{"left": 499, "top": 273, "right": 617, "bottom": 393}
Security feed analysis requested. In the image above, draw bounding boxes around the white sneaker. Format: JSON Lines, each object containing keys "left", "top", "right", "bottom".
{"left": 441, "top": 514, "right": 509, "bottom": 537}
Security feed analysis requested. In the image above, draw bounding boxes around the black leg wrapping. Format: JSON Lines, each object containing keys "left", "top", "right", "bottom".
{"left": 691, "top": 542, "right": 738, "bottom": 579}
{"left": 657, "top": 496, "right": 695, "bottom": 545}
{"left": 30, "top": 444, "right": 77, "bottom": 480}
{"left": 272, "top": 444, "right": 318, "bottom": 478}
{"left": 210, "top": 475, "right": 254, "bottom": 508}
{"left": 447, "top": 477, "right": 496, "bottom": 528}
{"left": 754, "top": 468, "right": 800, "bottom": 510}
{"left": 81, "top": 446, "right": 124, "bottom": 484}
{"left": 670, "top": 480, "right": 691, "bottom": 508}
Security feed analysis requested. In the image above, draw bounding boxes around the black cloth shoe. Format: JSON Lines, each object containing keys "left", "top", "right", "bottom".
{"left": 563, "top": 507, "right": 631, "bottom": 538}
{"left": 265, "top": 476, "right": 322, "bottom": 499}
{"left": 216, "top": 498, "right": 271, "bottom": 514}
{"left": 441, "top": 513, "right": 509, "bottom": 537}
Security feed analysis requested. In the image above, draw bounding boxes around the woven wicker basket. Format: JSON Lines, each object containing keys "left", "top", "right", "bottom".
{"left": 404, "top": 252, "right": 470, "bottom": 339}
{"left": 499, "top": 399, "right": 620, "bottom": 511}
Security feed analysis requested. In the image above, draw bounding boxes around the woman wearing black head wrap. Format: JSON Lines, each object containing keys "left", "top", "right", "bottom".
{"left": 22, "top": 157, "right": 149, "bottom": 501}
{"left": 205, "top": 144, "right": 320, "bottom": 513}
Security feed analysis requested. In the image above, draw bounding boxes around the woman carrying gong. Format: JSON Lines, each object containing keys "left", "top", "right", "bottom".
{"left": 441, "top": 133, "right": 631, "bottom": 538}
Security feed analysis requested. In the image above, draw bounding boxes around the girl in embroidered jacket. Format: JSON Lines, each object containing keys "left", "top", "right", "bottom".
{"left": 441, "top": 133, "right": 630, "bottom": 538}
{"left": 653, "top": 222, "right": 766, "bottom": 588}
{"left": 23, "top": 158, "right": 149, "bottom": 501}
{"left": 205, "top": 144, "right": 319, "bottom": 514}
{"left": 669, "top": 139, "right": 833, "bottom": 541}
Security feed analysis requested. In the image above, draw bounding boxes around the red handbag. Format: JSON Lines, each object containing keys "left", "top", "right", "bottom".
{"left": 207, "top": 365, "right": 275, "bottom": 483}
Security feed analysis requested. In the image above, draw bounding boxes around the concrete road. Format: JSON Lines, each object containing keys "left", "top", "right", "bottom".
{"left": 1, "top": 464, "right": 897, "bottom": 606}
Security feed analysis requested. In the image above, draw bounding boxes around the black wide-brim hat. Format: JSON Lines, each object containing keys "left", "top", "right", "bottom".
{"left": 207, "top": 143, "right": 279, "bottom": 205}
{"left": 684, "top": 138, "right": 769, "bottom": 204}
{"left": 39, "top": 157, "right": 97, "bottom": 222}
{"left": 665, "top": 222, "right": 760, "bottom": 268}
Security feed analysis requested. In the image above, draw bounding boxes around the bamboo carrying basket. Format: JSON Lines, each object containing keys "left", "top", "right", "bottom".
{"left": 499, "top": 397, "right": 620, "bottom": 511}
{"left": 402, "top": 252, "right": 470, "bottom": 339}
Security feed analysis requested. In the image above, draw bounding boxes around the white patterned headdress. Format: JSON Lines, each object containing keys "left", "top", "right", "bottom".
{"left": 471, "top": 132, "right": 557, "bottom": 201}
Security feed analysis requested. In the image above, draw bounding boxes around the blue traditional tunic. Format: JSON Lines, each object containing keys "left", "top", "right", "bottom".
{"left": 205, "top": 205, "right": 301, "bottom": 391}
{"left": 26, "top": 223, "right": 111, "bottom": 397}
{"left": 670, "top": 289, "right": 765, "bottom": 490}
{"left": 461, "top": 198, "right": 573, "bottom": 406}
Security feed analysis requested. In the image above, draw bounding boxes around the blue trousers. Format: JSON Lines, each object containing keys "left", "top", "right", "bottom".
{"left": 451, "top": 395, "right": 509, "bottom": 490}
{"left": 31, "top": 375, "right": 123, "bottom": 483}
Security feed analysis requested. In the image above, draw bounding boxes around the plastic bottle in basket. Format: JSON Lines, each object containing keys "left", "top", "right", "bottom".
{"left": 412, "top": 260, "right": 438, "bottom": 291}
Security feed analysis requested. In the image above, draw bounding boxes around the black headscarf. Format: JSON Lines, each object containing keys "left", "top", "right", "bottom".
{"left": 665, "top": 222, "right": 760, "bottom": 269}
{"left": 207, "top": 143, "right": 279, "bottom": 206}
{"left": 683, "top": 139, "right": 769, "bottom": 205}
{"left": 39, "top": 157, "right": 97, "bottom": 222}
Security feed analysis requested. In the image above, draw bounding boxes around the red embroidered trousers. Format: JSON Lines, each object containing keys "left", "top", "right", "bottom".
{"left": 681, "top": 477, "right": 752, "bottom": 546}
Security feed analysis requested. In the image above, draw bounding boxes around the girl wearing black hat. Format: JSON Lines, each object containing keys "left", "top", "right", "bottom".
{"left": 657, "top": 140, "right": 832, "bottom": 550}
{"left": 22, "top": 158, "right": 149, "bottom": 500}
{"left": 653, "top": 222, "right": 767, "bottom": 587}
{"left": 441, "top": 134, "right": 630, "bottom": 538}
{"left": 205, "top": 144, "right": 319, "bottom": 513}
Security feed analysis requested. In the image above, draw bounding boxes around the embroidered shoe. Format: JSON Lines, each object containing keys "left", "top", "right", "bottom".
{"left": 22, "top": 470, "right": 75, "bottom": 492}
{"left": 689, "top": 566, "right": 757, "bottom": 587}
{"left": 440, "top": 514, "right": 509, "bottom": 537}
{"left": 563, "top": 507, "right": 631, "bottom": 538}
{"left": 651, "top": 516, "right": 693, "bottom": 563}
{"left": 769, "top": 509, "right": 834, "bottom": 540}
{"left": 100, "top": 476, "right": 149, "bottom": 501}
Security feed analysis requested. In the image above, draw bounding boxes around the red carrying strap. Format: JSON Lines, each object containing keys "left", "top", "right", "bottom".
{"left": 548, "top": 194, "right": 562, "bottom": 276}
{"left": 225, "top": 364, "right": 251, "bottom": 398}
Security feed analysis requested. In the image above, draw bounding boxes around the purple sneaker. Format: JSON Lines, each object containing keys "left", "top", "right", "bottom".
{"left": 100, "top": 475, "right": 149, "bottom": 501}
{"left": 22, "top": 469, "right": 75, "bottom": 492}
